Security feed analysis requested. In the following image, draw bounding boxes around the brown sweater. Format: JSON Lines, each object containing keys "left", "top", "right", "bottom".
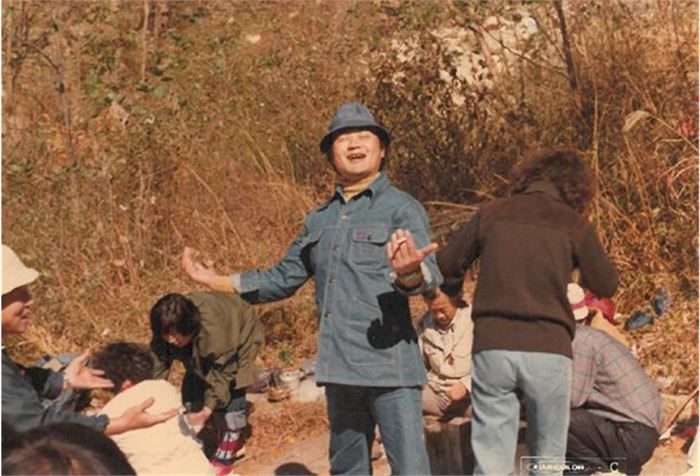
{"left": 437, "top": 181, "right": 618, "bottom": 358}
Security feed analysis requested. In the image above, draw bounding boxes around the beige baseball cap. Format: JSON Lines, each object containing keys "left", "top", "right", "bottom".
{"left": 2, "top": 245, "right": 40, "bottom": 295}
{"left": 567, "top": 282, "right": 589, "bottom": 321}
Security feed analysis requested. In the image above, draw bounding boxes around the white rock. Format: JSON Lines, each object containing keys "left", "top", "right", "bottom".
{"left": 293, "top": 377, "right": 325, "bottom": 403}
{"left": 245, "top": 34, "right": 261, "bottom": 44}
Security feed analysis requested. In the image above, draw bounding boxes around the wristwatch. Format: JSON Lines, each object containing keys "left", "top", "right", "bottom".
{"left": 398, "top": 269, "right": 423, "bottom": 285}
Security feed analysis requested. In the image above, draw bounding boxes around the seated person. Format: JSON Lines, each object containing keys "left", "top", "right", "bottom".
{"left": 566, "top": 283, "right": 663, "bottom": 475}
{"left": 92, "top": 342, "right": 214, "bottom": 475}
{"left": 148, "top": 292, "right": 263, "bottom": 474}
{"left": 417, "top": 286, "right": 473, "bottom": 423}
{"left": 1, "top": 244, "right": 177, "bottom": 435}
{"left": 2, "top": 422, "right": 136, "bottom": 475}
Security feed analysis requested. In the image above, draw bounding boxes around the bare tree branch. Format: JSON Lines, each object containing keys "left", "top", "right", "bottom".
{"left": 553, "top": 0, "right": 578, "bottom": 92}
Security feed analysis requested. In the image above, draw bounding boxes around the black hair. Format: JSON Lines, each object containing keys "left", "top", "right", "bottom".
{"left": 91, "top": 342, "right": 154, "bottom": 393}
{"left": 2, "top": 422, "right": 136, "bottom": 475}
{"left": 149, "top": 293, "right": 201, "bottom": 340}
{"left": 423, "top": 284, "right": 460, "bottom": 300}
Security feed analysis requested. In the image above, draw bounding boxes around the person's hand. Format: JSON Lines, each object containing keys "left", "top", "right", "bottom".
{"left": 386, "top": 229, "right": 438, "bottom": 286}
{"left": 445, "top": 382, "right": 468, "bottom": 402}
{"left": 185, "top": 407, "right": 213, "bottom": 433}
{"left": 64, "top": 351, "right": 114, "bottom": 391}
{"left": 437, "top": 392, "right": 452, "bottom": 412}
{"left": 183, "top": 247, "right": 217, "bottom": 286}
{"left": 105, "top": 398, "right": 180, "bottom": 436}
{"left": 182, "top": 247, "right": 235, "bottom": 293}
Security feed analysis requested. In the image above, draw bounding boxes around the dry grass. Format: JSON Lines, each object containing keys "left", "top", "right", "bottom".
{"left": 245, "top": 398, "right": 328, "bottom": 462}
{"left": 2, "top": 1, "right": 697, "bottom": 394}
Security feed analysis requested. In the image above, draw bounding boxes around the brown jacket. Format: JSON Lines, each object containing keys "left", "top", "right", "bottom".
{"left": 437, "top": 181, "right": 618, "bottom": 358}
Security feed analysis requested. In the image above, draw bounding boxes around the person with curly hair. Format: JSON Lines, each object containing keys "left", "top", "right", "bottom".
{"left": 92, "top": 342, "right": 215, "bottom": 475}
{"left": 433, "top": 149, "right": 619, "bottom": 475}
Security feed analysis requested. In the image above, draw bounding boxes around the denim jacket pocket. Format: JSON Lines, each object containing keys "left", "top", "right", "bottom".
{"left": 350, "top": 226, "right": 390, "bottom": 268}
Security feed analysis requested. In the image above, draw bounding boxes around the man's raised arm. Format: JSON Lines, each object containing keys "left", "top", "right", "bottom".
{"left": 182, "top": 247, "right": 236, "bottom": 294}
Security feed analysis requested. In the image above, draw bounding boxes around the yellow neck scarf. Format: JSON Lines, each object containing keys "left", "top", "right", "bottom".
{"left": 341, "top": 173, "right": 381, "bottom": 201}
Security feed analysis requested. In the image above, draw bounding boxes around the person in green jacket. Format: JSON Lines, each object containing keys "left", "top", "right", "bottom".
{"left": 149, "top": 291, "right": 263, "bottom": 475}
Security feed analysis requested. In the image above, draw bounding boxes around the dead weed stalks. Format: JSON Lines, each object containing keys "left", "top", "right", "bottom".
{"left": 2, "top": 1, "right": 697, "bottom": 391}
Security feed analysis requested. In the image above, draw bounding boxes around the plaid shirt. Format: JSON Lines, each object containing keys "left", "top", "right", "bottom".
{"left": 572, "top": 326, "right": 664, "bottom": 432}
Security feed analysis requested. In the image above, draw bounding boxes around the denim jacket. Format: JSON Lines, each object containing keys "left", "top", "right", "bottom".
{"left": 238, "top": 173, "right": 442, "bottom": 386}
{"left": 2, "top": 351, "right": 108, "bottom": 431}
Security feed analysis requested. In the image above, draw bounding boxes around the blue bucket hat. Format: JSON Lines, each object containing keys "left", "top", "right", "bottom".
{"left": 319, "top": 102, "right": 391, "bottom": 153}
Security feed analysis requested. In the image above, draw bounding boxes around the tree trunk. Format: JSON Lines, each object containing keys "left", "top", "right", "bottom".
{"left": 554, "top": 0, "right": 578, "bottom": 93}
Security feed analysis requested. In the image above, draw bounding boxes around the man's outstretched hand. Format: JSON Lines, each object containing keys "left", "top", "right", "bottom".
{"left": 182, "top": 247, "right": 236, "bottom": 294}
{"left": 105, "top": 398, "right": 180, "bottom": 436}
{"left": 64, "top": 351, "right": 114, "bottom": 391}
{"left": 183, "top": 247, "right": 215, "bottom": 285}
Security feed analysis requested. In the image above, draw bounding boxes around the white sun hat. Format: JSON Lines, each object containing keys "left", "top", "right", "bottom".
{"left": 567, "top": 282, "right": 589, "bottom": 321}
{"left": 2, "top": 245, "right": 39, "bottom": 295}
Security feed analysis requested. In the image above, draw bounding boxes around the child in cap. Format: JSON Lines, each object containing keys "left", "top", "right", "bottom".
{"left": 418, "top": 286, "right": 473, "bottom": 423}
{"left": 568, "top": 283, "right": 629, "bottom": 348}
{"left": 148, "top": 292, "right": 263, "bottom": 476}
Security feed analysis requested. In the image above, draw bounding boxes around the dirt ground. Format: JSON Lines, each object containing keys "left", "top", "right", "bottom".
{"left": 233, "top": 393, "right": 695, "bottom": 476}
{"left": 235, "top": 429, "right": 690, "bottom": 476}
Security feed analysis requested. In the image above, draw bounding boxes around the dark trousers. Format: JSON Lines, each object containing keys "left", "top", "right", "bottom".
{"left": 182, "top": 370, "right": 247, "bottom": 416}
{"left": 182, "top": 371, "right": 248, "bottom": 459}
{"left": 566, "top": 408, "right": 659, "bottom": 475}
{"left": 325, "top": 384, "right": 430, "bottom": 475}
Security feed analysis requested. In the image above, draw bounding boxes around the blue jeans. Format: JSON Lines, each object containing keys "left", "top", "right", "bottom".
{"left": 471, "top": 350, "right": 572, "bottom": 476}
{"left": 325, "top": 384, "right": 430, "bottom": 475}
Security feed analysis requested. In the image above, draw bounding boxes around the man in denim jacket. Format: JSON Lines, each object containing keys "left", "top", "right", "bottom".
{"left": 183, "top": 102, "right": 441, "bottom": 474}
